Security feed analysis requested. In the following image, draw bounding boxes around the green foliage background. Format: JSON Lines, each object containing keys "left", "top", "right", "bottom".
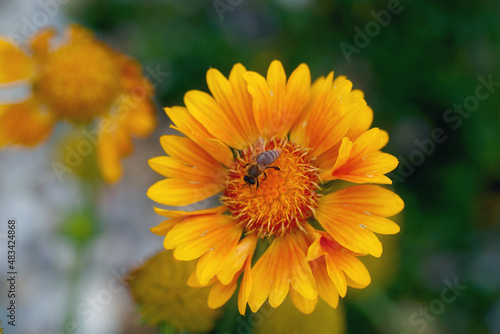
{"left": 69, "top": 0, "right": 500, "bottom": 333}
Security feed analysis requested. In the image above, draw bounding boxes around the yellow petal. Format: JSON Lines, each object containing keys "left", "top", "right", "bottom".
{"left": 147, "top": 178, "right": 224, "bottom": 206}
{"left": 316, "top": 210, "right": 383, "bottom": 257}
{"left": 29, "top": 27, "right": 56, "bottom": 56}
{"left": 148, "top": 156, "right": 218, "bottom": 183}
{"left": 0, "top": 38, "right": 34, "bottom": 83}
{"left": 320, "top": 185, "right": 405, "bottom": 217}
{"left": 238, "top": 259, "right": 253, "bottom": 315}
{"left": 164, "top": 215, "right": 241, "bottom": 261}
{"left": 329, "top": 128, "right": 398, "bottom": 184}
{"left": 325, "top": 256, "right": 347, "bottom": 297}
{"left": 123, "top": 98, "right": 157, "bottom": 137}
{"left": 196, "top": 226, "right": 242, "bottom": 285}
{"left": 159, "top": 135, "right": 223, "bottom": 172}
{"left": 150, "top": 218, "right": 182, "bottom": 236}
{"left": 319, "top": 137, "right": 352, "bottom": 181}
{"left": 97, "top": 128, "right": 123, "bottom": 183}
{"left": 228, "top": 63, "right": 259, "bottom": 144}
{"left": 165, "top": 106, "right": 234, "bottom": 166}
{"left": 153, "top": 205, "right": 227, "bottom": 219}
{"left": 207, "top": 66, "right": 257, "bottom": 147}
{"left": 312, "top": 260, "right": 340, "bottom": 309}
{"left": 217, "top": 235, "right": 257, "bottom": 285}
{"left": 288, "top": 235, "right": 318, "bottom": 301}
{"left": 0, "top": 99, "right": 55, "bottom": 147}
{"left": 290, "top": 73, "right": 358, "bottom": 157}
{"left": 289, "top": 287, "right": 317, "bottom": 315}
{"left": 184, "top": 90, "right": 245, "bottom": 149}
{"left": 335, "top": 253, "right": 371, "bottom": 288}
{"left": 208, "top": 277, "right": 238, "bottom": 309}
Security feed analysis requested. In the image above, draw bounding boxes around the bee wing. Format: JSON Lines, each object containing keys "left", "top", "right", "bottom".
{"left": 252, "top": 137, "right": 266, "bottom": 161}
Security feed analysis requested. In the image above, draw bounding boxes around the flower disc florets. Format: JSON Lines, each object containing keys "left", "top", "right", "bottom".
{"left": 222, "top": 139, "right": 320, "bottom": 238}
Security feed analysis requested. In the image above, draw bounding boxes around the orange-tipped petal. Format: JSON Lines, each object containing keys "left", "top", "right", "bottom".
{"left": 165, "top": 106, "right": 234, "bottom": 166}
{"left": 327, "top": 128, "right": 399, "bottom": 184}
{"left": 184, "top": 89, "right": 245, "bottom": 149}
{"left": 207, "top": 66, "right": 258, "bottom": 147}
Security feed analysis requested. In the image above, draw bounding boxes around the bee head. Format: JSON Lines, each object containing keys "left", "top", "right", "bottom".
{"left": 244, "top": 175, "right": 255, "bottom": 185}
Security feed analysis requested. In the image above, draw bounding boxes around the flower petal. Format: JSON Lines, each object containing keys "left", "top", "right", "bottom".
{"left": 238, "top": 259, "right": 253, "bottom": 315}
{"left": 123, "top": 98, "right": 157, "bottom": 137}
{"left": 97, "top": 129, "right": 123, "bottom": 183}
{"left": 249, "top": 234, "right": 317, "bottom": 312}
{"left": 151, "top": 205, "right": 228, "bottom": 236}
{"left": 0, "top": 38, "right": 34, "bottom": 83}
{"left": 328, "top": 128, "right": 398, "bottom": 184}
{"left": 196, "top": 226, "right": 242, "bottom": 285}
{"left": 0, "top": 99, "right": 55, "bottom": 147}
{"left": 150, "top": 218, "right": 182, "bottom": 236}
{"left": 217, "top": 235, "right": 257, "bottom": 285}
{"left": 245, "top": 61, "right": 309, "bottom": 140}
{"left": 311, "top": 259, "right": 340, "bottom": 309}
{"left": 148, "top": 156, "right": 219, "bottom": 183}
{"left": 290, "top": 73, "right": 358, "bottom": 157}
{"left": 147, "top": 178, "right": 224, "bottom": 207}
{"left": 153, "top": 205, "right": 227, "bottom": 219}
{"left": 207, "top": 66, "right": 259, "bottom": 147}
{"left": 208, "top": 277, "right": 238, "bottom": 309}
{"left": 184, "top": 90, "right": 245, "bottom": 149}
{"left": 289, "top": 288, "right": 317, "bottom": 314}
{"left": 165, "top": 106, "right": 233, "bottom": 166}
{"left": 164, "top": 214, "right": 241, "bottom": 261}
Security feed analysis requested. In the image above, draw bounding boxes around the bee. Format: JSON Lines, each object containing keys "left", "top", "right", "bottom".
{"left": 243, "top": 138, "right": 283, "bottom": 192}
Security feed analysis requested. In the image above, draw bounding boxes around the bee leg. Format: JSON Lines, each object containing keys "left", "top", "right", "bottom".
{"left": 263, "top": 172, "right": 267, "bottom": 180}
{"left": 266, "top": 166, "right": 283, "bottom": 172}
{"left": 244, "top": 163, "right": 250, "bottom": 167}
{"left": 256, "top": 179, "right": 260, "bottom": 190}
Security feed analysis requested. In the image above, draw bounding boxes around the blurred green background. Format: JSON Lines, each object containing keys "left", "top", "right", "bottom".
{"left": 76, "top": 0, "right": 500, "bottom": 332}
{"left": 2, "top": 0, "right": 500, "bottom": 333}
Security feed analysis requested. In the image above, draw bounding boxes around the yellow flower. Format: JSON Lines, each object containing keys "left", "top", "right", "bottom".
{"left": 148, "top": 60, "right": 404, "bottom": 314}
{"left": 254, "top": 298, "right": 345, "bottom": 334}
{"left": 128, "top": 250, "right": 221, "bottom": 332}
{"left": 0, "top": 24, "right": 156, "bottom": 183}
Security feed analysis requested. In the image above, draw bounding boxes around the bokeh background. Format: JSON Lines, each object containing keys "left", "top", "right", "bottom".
{"left": 1, "top": 0, "right": 500, "bottom": 333}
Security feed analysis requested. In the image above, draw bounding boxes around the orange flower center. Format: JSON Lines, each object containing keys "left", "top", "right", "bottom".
{"left": 34, "top": 39, "right": 121, "bottom": 122}
{"left": 222, "top": 139, "right": 320, "bottom": 238}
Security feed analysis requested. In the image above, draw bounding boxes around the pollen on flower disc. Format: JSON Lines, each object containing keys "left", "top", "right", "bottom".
{"left": 34, "top": 39, "right": 121, "bottom": 122}
{"left": 222, "top": 139, "right": 320, "bottom": 238}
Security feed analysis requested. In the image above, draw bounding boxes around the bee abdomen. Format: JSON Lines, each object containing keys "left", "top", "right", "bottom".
{"left": 256, "top": 149, "right": 281, "bottom": 165}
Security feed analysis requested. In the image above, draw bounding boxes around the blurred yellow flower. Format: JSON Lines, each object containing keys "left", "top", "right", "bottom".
{"left": 128, "top": 250, "right": 221, "bottom": 332}
{"left": 254, "top": 298, "right": 345, "bottom": 334}
{"left": 148, "top": 60, "right": 404, "bottom": 314}
{"left": 0, "top": 24, "right": 157, "bottom": 182}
